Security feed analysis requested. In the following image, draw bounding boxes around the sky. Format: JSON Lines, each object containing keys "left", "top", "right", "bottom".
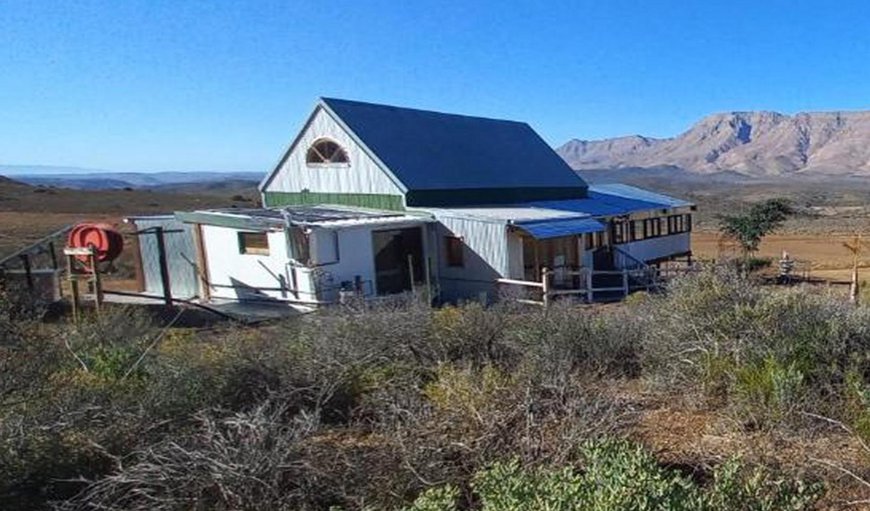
{"left": 2, "top": 0, "right": 870, "bottom": 173}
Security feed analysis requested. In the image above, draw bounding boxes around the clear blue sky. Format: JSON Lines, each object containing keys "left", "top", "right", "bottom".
{"left": 2, "top": 0, "right": 870, "bottom": 173}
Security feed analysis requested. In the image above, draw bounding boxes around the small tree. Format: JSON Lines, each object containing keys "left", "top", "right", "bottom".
{"left": 718, "top": 198, "right": 793, "bottom": 260}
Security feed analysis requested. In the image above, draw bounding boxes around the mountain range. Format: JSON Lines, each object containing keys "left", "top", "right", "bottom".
{"left": 0, "top": 166, "right": 262, "bottom": 190}
{"left": 557, "top": 111, "right": 870, "bottom": 178}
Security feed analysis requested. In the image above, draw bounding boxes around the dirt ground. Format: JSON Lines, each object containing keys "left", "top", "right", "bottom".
{"left": 692, "top": 231, "right": 870, "bottom": 282}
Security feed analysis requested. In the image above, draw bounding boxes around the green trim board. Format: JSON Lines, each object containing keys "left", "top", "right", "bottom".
{"left": 262, "top": 191, "right": 405, "bottom": 211}
{"left": 405, "top": 187, "right": 588, "bottom": 207}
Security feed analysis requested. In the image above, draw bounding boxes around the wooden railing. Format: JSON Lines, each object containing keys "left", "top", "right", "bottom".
{"left": 497, "top": 262, "right": 699, "bottom": 307}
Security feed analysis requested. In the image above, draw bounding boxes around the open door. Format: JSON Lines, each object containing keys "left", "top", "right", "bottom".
{"left": 372, "top": 227, "right": 424, "bottom": 295}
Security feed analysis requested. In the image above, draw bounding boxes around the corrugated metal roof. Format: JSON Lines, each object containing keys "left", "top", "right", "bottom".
{"left": 421, "top": 206, "right": 585, "bottom": 223}
{"left": 524, "top": 188, "right": 684, "bottom": 217}
{"left": 321, "top": 98, "right": 588, "bottom": 196}
{"left": 514, "top": 217, "right": 606, "bottom": 239}
{"left": 178, "top": 205, "right": 431, "bottom": 229}
{"left": 589, "top": 184, "right": 694, "bottom": 208}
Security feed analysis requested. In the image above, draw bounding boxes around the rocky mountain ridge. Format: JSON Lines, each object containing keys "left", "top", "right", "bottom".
{"left": 557, "top": 110, "right": 870, "bottom": 177}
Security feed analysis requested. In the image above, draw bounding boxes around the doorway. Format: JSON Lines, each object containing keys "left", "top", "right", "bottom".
{"left": 372, "top": 227, "right": 424, "bottom": 295}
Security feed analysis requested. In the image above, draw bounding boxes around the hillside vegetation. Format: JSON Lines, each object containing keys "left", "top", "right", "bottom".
{"left": 2, "top": 267, "right": 869, "bottom": 509}
{"left": 0, "top": 177, "right": 257, "bottom": 258}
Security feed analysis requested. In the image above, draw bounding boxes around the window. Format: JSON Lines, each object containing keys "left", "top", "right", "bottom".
{"left": 585, "top": 231, "right": 604, "bottom": 250}
{"left": 632, "top": 220, "right": 645, "bottom": 241}
{"left": 665, "top": 214, "right": 692, "bottom": 235}
{"left": 306, "top": 139, "right": 349, "bottom": 164}
{"left": 445, "top": 236, "right": 464, "bottom": 267}
{"left": 238, "top": 231, "right": 270, "bottom": 255}
{"left": 612, "top": 220, "right": 630, "bottom": 244}
{"left": 640, "top": 218, "right": 663, "bottom": 239}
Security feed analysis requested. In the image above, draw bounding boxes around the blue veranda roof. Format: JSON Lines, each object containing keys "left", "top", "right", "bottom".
{"left": 321, "top": 98, "right": 588, "bottom": 206}
{"left": 514, "top": 217, "right": 606, "bottom": 240}
{"left": 525, "top": 185, "right": 693, "bottom": 217}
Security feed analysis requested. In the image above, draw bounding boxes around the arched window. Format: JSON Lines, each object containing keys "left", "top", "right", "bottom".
{"left": 306, "top": 139, "right": 349, "bottom": 165}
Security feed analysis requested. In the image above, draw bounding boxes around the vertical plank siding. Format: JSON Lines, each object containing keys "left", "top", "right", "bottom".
{"left": 263, "top": 108, "right": 405, "bottom": 204}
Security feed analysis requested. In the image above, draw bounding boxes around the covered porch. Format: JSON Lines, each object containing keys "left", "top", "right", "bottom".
{"left": 506, "top": 216, "right": 607, "bottom": 287}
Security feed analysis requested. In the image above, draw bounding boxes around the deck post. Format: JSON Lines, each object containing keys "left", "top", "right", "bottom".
{"left": 586, "top": 268, "right": 594, "bottom": 303}
{"left": 407, "top": 254, "right": 415, "bottom": 293}
{"left": 541, "top": 267, "right": 550, "bottom": 309}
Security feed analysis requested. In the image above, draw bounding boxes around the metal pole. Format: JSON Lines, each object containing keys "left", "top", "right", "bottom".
{"left": 154, "top": 227, "right": 173, "bottom": 307}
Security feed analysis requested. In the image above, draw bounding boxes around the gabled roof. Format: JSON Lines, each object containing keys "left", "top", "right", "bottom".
{"left": 318, "top": 98, "right": 588, "bottom": 206}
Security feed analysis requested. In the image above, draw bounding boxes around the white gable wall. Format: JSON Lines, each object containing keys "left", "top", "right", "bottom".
{"left": 264, "top": 107, "right": 405, "bottom": 197}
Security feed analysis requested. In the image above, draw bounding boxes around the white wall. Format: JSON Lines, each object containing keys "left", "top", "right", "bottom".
{"left": 201, "top": 225, "right": 312, "bottom": 302}
{"left": 202, "top": 221, "right": 435, "bottom": 304}
{"left": 432, "top": 214, "right": 508, "bottom": 302}
{"left": 308, "top": 226, "right": 379, "bottom": 301}
{"left": 264, "top": 107, "right": 404, "bottom": 197}
{"left": 616, "top": 232, "right": 691, "bottom": 265}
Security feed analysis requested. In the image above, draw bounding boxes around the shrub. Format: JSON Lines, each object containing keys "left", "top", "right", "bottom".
{"left": 404, "top": 438, "right": 822, "bottom": 511}
{"left": 57, "top": 404, "right": 320, "bottom": 511}
{"left": 637, "top": 265, "right": 870, "bottom": 430}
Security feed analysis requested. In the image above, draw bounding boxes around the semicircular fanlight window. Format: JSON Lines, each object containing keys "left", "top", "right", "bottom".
{"left": 306, "top": 139, "right": 349, "bottom": 164}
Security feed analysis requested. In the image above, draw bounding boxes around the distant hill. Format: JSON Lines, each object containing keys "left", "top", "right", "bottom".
{"left": 557, "top": 111, "right": 870, "bottom": 178}
{"left": 0, "top": 166, "right": 262, "bottom": 191}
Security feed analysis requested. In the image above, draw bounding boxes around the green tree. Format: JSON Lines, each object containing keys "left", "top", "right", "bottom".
{"left": 718, "top": 198, "right": 793, "bottom": 259}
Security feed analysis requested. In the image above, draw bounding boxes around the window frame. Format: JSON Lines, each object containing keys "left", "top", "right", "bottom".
{"left": 444, "top": 236, "right": 465, "bottom": 268}
{"left": 238, "top": 231, "right": 270, "bottom": 256}
{"left": 305, "top": 138, "right": 350, "bottom": 166}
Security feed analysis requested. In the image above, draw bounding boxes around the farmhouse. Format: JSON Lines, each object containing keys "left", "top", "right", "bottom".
{"left": 169, "top": 98, "right": 694, "bottom": 307}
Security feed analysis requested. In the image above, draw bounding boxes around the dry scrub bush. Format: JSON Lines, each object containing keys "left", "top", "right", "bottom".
{"left": 57, "top": 404, "right": 319, "bottom": 511}
{"left": 37, "top": 297, "right": 641, "bottom": 510}
{"left": 636, "top": 265, "right": 870, "bottom": 432}
{"left": 1, "top": 278, "right": 854, "bottom": 509}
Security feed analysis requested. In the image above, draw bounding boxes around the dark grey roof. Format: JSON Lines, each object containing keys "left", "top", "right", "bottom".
{"left": 321, "top": 98, "right": 588, "bottom": 206}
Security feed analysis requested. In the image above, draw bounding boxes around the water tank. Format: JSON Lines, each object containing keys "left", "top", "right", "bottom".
{"left": 67, "top": 223, "right": 124, "bottom": 264}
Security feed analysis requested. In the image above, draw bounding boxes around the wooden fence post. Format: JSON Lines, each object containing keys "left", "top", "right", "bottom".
{"left": 541, "top": 267, "right": 550, "bottom": 309}
{"left": 407, "top": 254, "right": 415, "bottom": 293}
{"left": 19, "top": 254, "right": 34, "bottom": 291}
{"left": 586, "top": 268, "right": 594, "bottom": 303}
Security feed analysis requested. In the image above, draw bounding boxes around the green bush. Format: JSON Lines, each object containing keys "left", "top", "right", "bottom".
{"left": 405, "top": 438, "right": 822, "bottom": 511}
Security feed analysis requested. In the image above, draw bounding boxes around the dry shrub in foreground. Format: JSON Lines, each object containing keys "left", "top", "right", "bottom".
{"left": 2, "top": 271, "right": 864, "bottom": 509}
